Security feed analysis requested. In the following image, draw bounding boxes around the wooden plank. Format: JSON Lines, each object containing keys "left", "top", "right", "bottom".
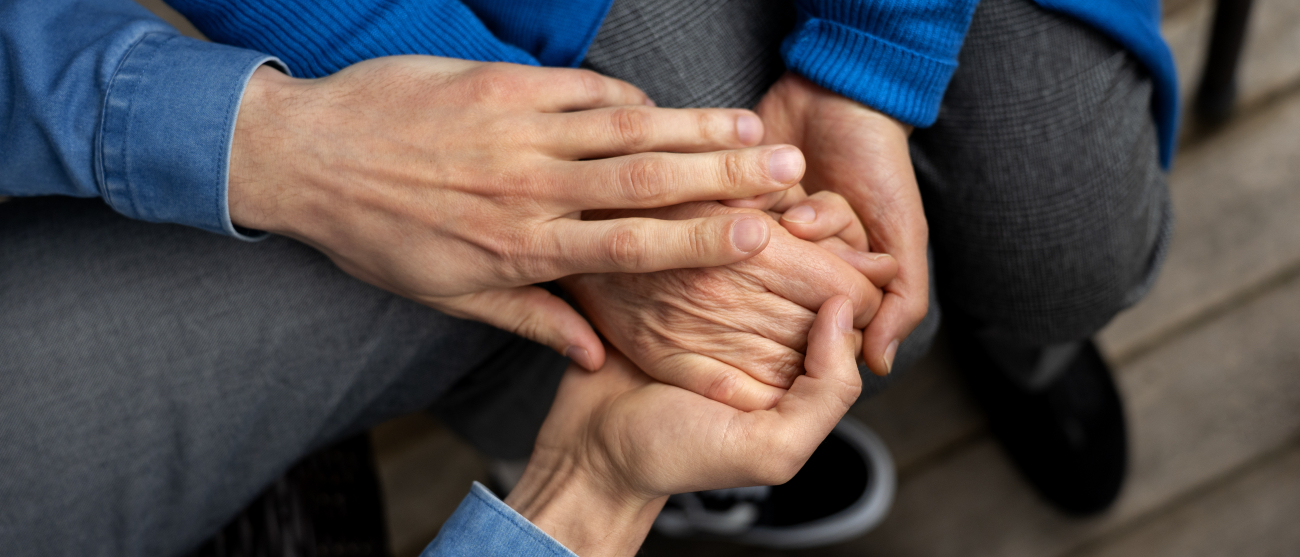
{"left": 1070, "top": 442, "right": 1300, "bottom": 557}
{"left": 1099, "top": 89, "right": 1300, "bottom": 363}
{"left": 821, "top": 267, "right": 1300, "bottom": 557}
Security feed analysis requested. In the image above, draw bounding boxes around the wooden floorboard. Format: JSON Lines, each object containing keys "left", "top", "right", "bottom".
{"left": 1068, "top": 441, "right": 1300, "bottom": 557}
{"left": 1099, "top": 87, "right": 1300, "bottom": 363}
{"left": 808, "top": 265, "right": 1300, "bottom": 557}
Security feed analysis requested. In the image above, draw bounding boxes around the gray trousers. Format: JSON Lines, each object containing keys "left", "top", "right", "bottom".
{"left": 0, "top": 0, "right": 1170, "bottom": 553}
{"left": 585, "top": 0, "right": 1171, "bottom": 389}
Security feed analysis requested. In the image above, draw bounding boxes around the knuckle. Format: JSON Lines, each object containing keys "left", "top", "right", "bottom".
{"left": 610, "top": 107, "right": 652, "bottom": 149}
{"left": 717, "top": 150, "right": 746, "bottom": 193}
{"left": 573, "top": 69, "right": 607, "bottom": 104}
{"left": 695, "top": 110, "right": 727, "bottom": 143}
{"left": 617, "top": 157, "right": 670, "bottom": 205}
{"left": 465, "top": 66, "right": 521, "bottom": 102}
{"left": 604, "top": 224, "right": 649, "bottom": 270}
{"left": 702, "top": 371, "right": 743, "bottom": 405}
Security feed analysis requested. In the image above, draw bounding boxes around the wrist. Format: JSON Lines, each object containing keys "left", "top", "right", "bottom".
{"left": 228, "top": 65, "right": 305, "bottom": 235}
{"left": 506, "top": 448, "right": 663, "bottom": 557}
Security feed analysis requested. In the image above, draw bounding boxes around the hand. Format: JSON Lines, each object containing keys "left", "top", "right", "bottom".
{"left": 505, "top": 296, "right": 864, "bottom": 557}
{"left": 227, "top": 58, "right": 806, "bottom": 370}
{"left": 561, "top": 201, "right": 895, "bottom": 411}
{"left": 750, "top": 72, "right": 930, "bottom": 376}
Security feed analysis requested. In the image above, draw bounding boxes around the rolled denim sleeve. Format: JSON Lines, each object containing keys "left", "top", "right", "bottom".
{"left": 421, "top": 483, "right": 577, "bottom": 557}
{"left": 0, "top": 0, "right": 280, "bottom": 239}
{"left": 781, "top": 0, "right": 980, "bottom": 127}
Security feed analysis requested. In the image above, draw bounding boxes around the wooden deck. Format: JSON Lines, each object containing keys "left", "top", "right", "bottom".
{"left": 127, "top": 0, "right": 1300, "bottom": 554}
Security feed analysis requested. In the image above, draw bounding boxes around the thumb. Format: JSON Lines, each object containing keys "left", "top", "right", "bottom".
{"left": 431, "top": 287, "right": 606, "bottom": 371}
{"left": 776, "top": 295, "right": 863, "bottom": 424}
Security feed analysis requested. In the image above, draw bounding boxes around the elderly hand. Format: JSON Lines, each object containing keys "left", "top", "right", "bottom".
{"left": 227, "top": 57, "right": 805, "bottom": 370}
{"left": 505, "top": 296, "right": 864, "bottom": 557}
{"left": 561, "top": 201, "right": 894, "bottom": 411}
{"left": 744, "top": 72, "right": 930, "bottom": 376}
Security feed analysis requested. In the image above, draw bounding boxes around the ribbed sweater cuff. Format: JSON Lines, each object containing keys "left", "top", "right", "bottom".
{"left": 782, "top": 16, "right": 958, "bottom": 127}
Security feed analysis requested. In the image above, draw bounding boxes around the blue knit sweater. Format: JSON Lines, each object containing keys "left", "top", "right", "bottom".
{"left": 166, "top": 0, "right": 1177, "bottom": 167}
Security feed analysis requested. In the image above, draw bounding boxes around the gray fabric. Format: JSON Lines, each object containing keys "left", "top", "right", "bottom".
{"left": 0, "top": 197, "right": 565, "bottom": 555}
{"left": 583, "top": 0, "right": 794, "bottom": 109}
{"left": 914, "top": 0, "right": 1173, "bottom": 346}
{"left": 0, "top": 0, "right": 1172, "bottom": 553}
{"left": 582, "top": 0, "right": 1170, "bottom": 389}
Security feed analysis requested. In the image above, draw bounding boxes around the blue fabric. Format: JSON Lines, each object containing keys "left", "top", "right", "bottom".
{"left": 0, "top": 0, "right": 279, "bottom": 238}
{"left": 163, "top": 0, "right": 540, "bottom": 77}
{"left": 165, "top": 0, "right": 1176, "bottom": 166}
{"left": 421, "top": 482, "right": 577, "bottom": 557}
{"left": 782, "top": 0, "right": 980, "bottom": 128}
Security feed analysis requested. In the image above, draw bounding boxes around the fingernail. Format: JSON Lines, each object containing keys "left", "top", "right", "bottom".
{"left": 783, "top": 204, "right": 816, "bottom": 224}
{"left": 643, "top": 97, "right": 656, "bottom": 107}
{"left": 731, "top": 217, "right": 767, "bottom": 252}
{"left": 736, "top": 114, "right": 762, "bottom": 145}
{"left": 881, "top": 340, "right": 899, "bottom": 374}
{"left": 565, "top": 346, "right": 593, "bottom": 370}
{"left": 767, "top": 147, "right": 804, "bottom": 183}
{"left": 869, "top": 253, "right": 893, "bottom": 261}
{"left": 837, "top": 300, "right": 854, "bottom": 332}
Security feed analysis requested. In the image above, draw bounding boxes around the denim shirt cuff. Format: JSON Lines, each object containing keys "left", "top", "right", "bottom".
{"left": 420, "top": 482, "right": 577, "bottom": 557}
{"left": 97, "top": 33, "right": 284, "bottom": 240}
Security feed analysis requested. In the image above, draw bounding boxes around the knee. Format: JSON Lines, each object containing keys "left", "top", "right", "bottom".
{"left": 938, "top": 170, "right": 1173, "bottom": 345}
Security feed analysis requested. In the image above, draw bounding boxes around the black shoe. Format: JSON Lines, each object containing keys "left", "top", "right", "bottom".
{"left": 949, "top": 325, "right": 1127, "bottom": 515}
{"left": 651, "top": 415, "right": 895, "bottom": 549}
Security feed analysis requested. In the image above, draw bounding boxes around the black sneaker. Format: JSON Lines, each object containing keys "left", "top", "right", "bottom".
{"left": 949, "top": 324, "right": 1127, "bottom": 515}
{"left": 651, "top": 415, "right": 894, "bottom": 549}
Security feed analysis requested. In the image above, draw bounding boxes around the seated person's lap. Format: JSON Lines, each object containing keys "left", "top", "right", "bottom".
{"left": 0, "top": 196, "right": 563, "bottom": 554}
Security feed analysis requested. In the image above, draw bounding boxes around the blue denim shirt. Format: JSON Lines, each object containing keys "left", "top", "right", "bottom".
{"left": 0, "top": 0, "right": 278, "bottom": 239}
{"left": 422, "top": 483, "right": 578, "bottom": 557}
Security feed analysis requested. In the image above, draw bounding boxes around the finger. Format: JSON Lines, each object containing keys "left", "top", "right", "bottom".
{"left": 550, "top": 214, "right": 773, "bottom": 275}
{"left": 557, "top": 145, "right": 804, "bottom": 212}
{"left": 653, "top": 352, "right": 788, "bottom": 411}
{"left": 517, "top": 67, "right": 652, "bottom": 112}
{"left": 814, "top": 237, "right": 898, "bottom": 288}
{"left": 775, "top": 296, "right": 863, "bottom": 427}
{"left": 779, "top": 191, "right": 869, "bottom": 251}
{"left": 861, "top": 286, "right": 927, "bottom": 377}
{"left": 541, "top": 107, "right": 764, "bottom": 160}
{"left": 430, "top": 286, "right": 606, "bottom": 371}
{"left": 741, "top": 233, "right": 879, "bottom": 329}
{"left": 723, "top": 296, "right": 862, "bottom": 485}
{"left": 655, "top": 328, "right": 808, "bottom": 389}
{"left": 721, "top": 184, "right": 806, "bottom": 212}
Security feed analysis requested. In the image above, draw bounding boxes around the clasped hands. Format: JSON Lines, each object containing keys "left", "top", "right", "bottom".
{"left": 229, "top": 56, "right": 927, "bottom": 556}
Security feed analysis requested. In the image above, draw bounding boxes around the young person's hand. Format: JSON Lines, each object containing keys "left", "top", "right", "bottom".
{"left": 505, "top": 296, "right": 864, "bottom": 557}
{"left": 227, "top": 57, "right": 806, "bottom": 370}
{"left": 743, "top": 72, "right": 930, "bottom": 376}
{"left": 562, "top": 201, "right": 894, "bottom": 411}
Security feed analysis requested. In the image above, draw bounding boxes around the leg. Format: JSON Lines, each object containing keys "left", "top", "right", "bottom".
{"left": 0, "top": 197, "right": 565, "bottom": 555}
{"left": 912, "top": 0, "right": 1172, "bottom": 353}
{"left": 909, "top": 0, "right": 1173, "bottom": 513}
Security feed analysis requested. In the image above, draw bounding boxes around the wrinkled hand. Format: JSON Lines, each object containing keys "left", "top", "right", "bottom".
{"left": 746, "top": 72, "right": 930, "bottom": 376}
{"left": 505, "top": 297, "right": 863, "bottom": 557}
{"left": 562, "top": 201, "right": 895, "bottom": 411}
{"left": 227, "top": 57, "right": 808, "bottom": 369}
